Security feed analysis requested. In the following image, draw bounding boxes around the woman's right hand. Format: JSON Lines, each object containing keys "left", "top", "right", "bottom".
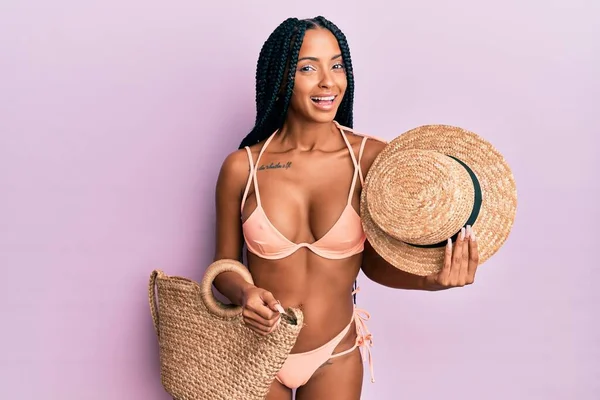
{"left": 241, "top": 285, "right": 284, "bottom": 336}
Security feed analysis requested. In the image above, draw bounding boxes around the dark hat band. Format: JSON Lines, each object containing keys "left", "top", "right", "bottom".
{"left": 407, "top": 155, "right": 482, "bottom": 248}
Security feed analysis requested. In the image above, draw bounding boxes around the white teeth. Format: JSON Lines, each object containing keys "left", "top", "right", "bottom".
{"left": 311, "top": 96, "right": 335, "bottom": 101}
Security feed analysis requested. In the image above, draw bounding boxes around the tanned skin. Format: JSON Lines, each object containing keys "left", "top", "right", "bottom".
{"left": 212, "top": 27, "right": 479, "bottom": 400}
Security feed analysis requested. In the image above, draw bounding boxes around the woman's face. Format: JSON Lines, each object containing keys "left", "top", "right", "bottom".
{"left": 287, "top": 28, "right": 347, "bottom": 124}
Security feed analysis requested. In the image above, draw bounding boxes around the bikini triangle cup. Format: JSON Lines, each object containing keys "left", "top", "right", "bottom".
{"left": 240, "top": 121, "right": 387, "bottom": 260}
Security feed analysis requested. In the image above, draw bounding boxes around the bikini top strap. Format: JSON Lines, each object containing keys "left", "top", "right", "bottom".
{"left": 357, "top": 136, "right": 368, "bottom": 187}
{"left": 240, "top": 146, "right": 255, "bottom": 213}
{"left": 337, "top": 124, "right": 360, "bottom": 205}
{"left": 333, "top": 120, "right": 389, "bottom": 144}
{"left": 333, "top": 120, "right": 390, "bottom": 190}
{"left": 251, "top": 130, "right": 278, "bottom": 206}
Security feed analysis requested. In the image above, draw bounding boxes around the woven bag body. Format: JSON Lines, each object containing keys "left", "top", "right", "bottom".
{"left": 149, "top": 259, "right": 304, "bottom": 400}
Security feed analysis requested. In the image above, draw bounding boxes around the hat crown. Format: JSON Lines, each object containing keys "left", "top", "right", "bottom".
{"left": 360, "top": 124, "right": 517, "bottom": 276}
{"left": 366, "top": 149, "right": 476, "bottom": 246}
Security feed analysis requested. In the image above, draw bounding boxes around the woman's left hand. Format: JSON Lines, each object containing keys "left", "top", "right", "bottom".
{"left": 423, "top": 225, "right": 479, "bottom": 290}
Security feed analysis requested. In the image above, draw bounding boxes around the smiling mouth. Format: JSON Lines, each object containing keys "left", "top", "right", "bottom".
{"left": 310, "top": 95, "right": 337, "bottom": 104}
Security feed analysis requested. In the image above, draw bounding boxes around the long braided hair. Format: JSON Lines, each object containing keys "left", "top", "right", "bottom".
{"left": 238, "top": 16, "right": 355, "bottom": 149}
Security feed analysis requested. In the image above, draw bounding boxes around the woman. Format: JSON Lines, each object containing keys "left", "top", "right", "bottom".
{"left": 212, "top": 16, "right": 479, "bottom": 400}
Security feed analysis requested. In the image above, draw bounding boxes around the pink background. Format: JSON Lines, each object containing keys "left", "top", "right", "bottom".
{"left": 1, "top": 1, "right": 598, "bottom": 399}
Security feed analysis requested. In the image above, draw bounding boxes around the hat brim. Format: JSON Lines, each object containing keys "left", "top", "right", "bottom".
{"left": 361, "top": 125, "right": 517, "bottom": 276}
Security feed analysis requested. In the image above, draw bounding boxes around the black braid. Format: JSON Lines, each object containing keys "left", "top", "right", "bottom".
{"left": 238, "top": 16, "right": 356, "bottom": 149}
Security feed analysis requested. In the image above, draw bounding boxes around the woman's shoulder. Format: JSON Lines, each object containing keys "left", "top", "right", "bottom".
{"left": 220, "top": 136, "right": 269, "bottom": 170}
{"left": 339, "top": 125, "right": 387, "bottom": 174}
{"left": 218, "top": 147, "right": 254, "bottom": 190}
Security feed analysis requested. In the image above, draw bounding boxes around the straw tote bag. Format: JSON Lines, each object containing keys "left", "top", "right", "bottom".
{"left": 148, "top": 259, "right": 304, "bottom": 400}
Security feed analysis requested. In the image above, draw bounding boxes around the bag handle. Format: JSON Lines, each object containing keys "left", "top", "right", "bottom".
{"left": 147, "top": 259, "right": 255, "bottom": 337}
{"left": 148, "top": 269, "right": 162, "bottom": 337}
{"left": 199, "top": 259, "right": 254, "bottom": 318}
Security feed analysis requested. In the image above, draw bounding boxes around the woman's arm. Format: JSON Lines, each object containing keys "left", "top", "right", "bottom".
{"left": 361, "top": 240, "right": 428, "bottom": 290}
{"left": 357, "top": 138, "right": 479, "bottom": 291}
{"left": 362, "top": 231, "right": 478, "bottom": 291}
{"left": 357, "top": 139, "right": 427, "bottom": 289}
{"left": 211, "top": 149, "right": 256, "bottom": 305}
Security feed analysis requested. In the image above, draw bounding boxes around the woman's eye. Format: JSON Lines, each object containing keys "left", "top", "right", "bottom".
{"left": 299, "top": 63, "right": 344, "bottom": 72}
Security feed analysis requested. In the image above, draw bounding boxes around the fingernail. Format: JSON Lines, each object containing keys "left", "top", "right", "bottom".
{"left": 447, "top": 237, "right": 452, "bottom": 250}
{"left": 460, "top": 227, "right": 465, "bottom": 240}
{"left": 275, "top": 304, "right": 285, "bottom": 314}
{"left": 466, "top": 225, "right": 471, "bottom": 238}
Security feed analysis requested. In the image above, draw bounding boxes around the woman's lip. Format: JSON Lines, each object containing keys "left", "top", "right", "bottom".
{"left": 310, "top": 95, "right": 337, "bottom": 101}
{"left": 311, "top": 96, "right": 336, "bottom": 111}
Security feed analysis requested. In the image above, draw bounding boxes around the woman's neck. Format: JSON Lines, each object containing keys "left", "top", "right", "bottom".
{"left": 277, "top": 116, "right": 338, "bottom": 151}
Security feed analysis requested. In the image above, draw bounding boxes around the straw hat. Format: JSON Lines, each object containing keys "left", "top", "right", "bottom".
{"left": 360, "top": 125, "right": 517, "bottom": 276}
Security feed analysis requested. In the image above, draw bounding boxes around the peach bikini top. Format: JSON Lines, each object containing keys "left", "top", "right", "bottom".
{"left": 240, "top": 121, "right": 374, "bottom": 260}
